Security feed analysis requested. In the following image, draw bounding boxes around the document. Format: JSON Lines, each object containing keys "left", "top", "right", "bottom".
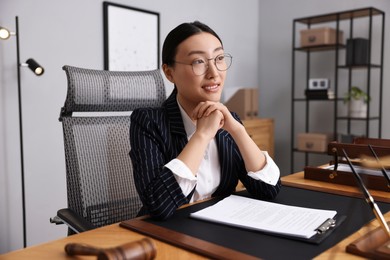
{"left": 190, "top": 195, "right": 337, "bottom": 239}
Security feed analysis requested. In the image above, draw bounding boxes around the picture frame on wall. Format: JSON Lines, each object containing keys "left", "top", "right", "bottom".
{"left": 103, "top": 2, "right": 160, "bottom": 71}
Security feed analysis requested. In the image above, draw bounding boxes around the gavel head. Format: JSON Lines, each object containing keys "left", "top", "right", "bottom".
{"left": 97, "top": 238, "right": 157, "bottom": 260}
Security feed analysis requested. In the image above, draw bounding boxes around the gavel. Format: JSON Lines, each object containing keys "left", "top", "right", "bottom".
{"left": 64, "top": 237, "right": 157, "bottom": 260}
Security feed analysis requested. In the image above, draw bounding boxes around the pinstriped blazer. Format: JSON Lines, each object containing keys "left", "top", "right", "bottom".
{"left": 130, "top": 89, "right": 281, "bottom": 220}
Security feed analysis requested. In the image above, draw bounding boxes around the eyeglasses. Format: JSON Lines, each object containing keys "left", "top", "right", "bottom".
{"left": 174, "top": 53, "right": 233, "bottom": 76}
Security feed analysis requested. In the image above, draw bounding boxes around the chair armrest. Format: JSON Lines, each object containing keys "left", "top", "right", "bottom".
{"left": 55, "top": 208, "right": 95, "bottom": 233}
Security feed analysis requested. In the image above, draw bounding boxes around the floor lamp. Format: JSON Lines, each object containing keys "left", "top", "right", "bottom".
{"left": 0, "top": 16, "right": 44, "bottom": 248}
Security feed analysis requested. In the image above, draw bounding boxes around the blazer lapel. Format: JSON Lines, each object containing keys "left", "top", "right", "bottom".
{"left": 163, "top": 89, "right": 187, "bottom": 153}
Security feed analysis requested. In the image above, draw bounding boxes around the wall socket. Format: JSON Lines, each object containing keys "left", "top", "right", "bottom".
{"left": 308, "top": 78, "right": 330, "bottom": 90}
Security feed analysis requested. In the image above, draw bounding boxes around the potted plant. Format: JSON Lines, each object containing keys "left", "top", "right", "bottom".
{"left": 343, "top": 86, "right": 371, "bottom": 118}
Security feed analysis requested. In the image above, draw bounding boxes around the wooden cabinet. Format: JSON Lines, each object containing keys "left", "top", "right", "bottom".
{"left": 242, "top": 118, "right": 274, "bottom": 158}
{"left": 236, "top": 118, "right": 275, "bottom": 191}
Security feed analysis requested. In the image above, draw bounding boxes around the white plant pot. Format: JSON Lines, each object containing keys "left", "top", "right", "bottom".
{"left": 348, "top": 99, "right": 367, "bottom": 118}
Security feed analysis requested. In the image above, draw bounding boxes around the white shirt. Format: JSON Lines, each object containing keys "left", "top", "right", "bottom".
{"left": 165, "top": 100, "right": 280, "bottom": 202}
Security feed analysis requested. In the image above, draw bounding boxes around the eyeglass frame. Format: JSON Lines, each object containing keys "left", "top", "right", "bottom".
{"left": 173, "top": 53, "right": 233, "bottom": 76}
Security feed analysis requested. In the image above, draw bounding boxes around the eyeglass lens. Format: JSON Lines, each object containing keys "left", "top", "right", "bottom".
{"left": 192, "top": 54, "right": 232, "bottom": 75}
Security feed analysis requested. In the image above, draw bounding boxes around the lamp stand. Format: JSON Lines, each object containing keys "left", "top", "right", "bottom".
{"left": 15, "top": 16, "right": 27, "bottom": 248}
{"left": 1, "top": 16, "right": 44, "bottom": 249}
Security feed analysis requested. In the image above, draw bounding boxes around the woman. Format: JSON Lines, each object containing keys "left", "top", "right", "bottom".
{"left": 130, "top": 21, "right": 281, "bottom": 220}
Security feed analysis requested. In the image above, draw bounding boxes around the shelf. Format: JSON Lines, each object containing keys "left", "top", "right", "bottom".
{"left": 293, "top": 98, "right": 343, "bottom": 102}
{"left": 295, "top": 7, "right": 384, "bottom": 25}
{"left": 338, "top": 64, "right": 381, "bottom": 69}
{"left": 295, "top": 44, "right": 345, "bottom": 52}
{"left": 336, "top": 116, "right": 380, "bottom": 121}
{"left": 291, "top": 7, "right": 384, "bottom": 173}
{"left": 292, "top": 148, "right": 327, "bottom": 155}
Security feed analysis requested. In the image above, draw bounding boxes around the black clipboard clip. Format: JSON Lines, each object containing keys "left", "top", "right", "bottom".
{"left": 315, "top": 218, "right": 336, "bottom": 234}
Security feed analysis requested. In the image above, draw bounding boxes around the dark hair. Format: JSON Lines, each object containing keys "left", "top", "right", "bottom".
{"left": 162, "top": 21, "right": 223, "bottom": 67}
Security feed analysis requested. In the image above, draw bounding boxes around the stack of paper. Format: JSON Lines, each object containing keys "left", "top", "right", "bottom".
{"left": 190, "top": 195, "right": 337, "bottom": 239}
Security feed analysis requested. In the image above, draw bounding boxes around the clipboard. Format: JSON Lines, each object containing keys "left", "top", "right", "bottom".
{"left": 288, "top": 214, "right": 346, "bottom": 244}
{"left": 189, "top": 194, "right": 346, "bottom": 245}
{"left": 190, "top": 214, "right": 346, "bottom": 245}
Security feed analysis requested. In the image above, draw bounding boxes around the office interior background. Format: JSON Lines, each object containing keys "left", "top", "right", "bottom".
{"left": 1, "top": 0, "right": 389, "bottom": 253}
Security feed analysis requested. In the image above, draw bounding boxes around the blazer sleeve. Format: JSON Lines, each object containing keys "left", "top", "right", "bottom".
{"left": 130, "top": 108, "right": 188, "bottom": 220}
{"left": 230, "top": 113, "right": 282, "bottom": 200}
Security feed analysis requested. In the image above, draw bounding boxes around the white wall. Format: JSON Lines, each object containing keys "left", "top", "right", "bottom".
{"left": 0, "top": 0, "right": 260, "bottom": 253}
{"left": 1, "top": 0, "right": 389, "bottom": 254}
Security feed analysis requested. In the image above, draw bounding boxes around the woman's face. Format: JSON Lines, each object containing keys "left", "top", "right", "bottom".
{"left": 164, "top": 32, "right": 226, "bottom": 113}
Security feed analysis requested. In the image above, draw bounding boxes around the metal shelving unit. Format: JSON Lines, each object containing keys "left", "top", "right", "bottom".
{"left": 291, "top": 7, "right": 385, "bottom": 173}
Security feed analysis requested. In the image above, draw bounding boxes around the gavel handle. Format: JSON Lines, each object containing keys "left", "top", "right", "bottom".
{"left": 65, "top": 243, "right": 102, "bottom": 256}
{"left": 65, "top": 238, "right": 157, "bottom": 260}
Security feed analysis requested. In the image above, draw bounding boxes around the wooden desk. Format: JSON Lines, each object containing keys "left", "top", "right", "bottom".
{"left": 2, "top": 213, "right": 389, "bottom": 260}
{"left": 2, "top": 174, "right": 389, "bottom": 259}
{"left": 281, "top": 171, "right": 390, "bottom": 203}
{"left": 0, "top": 223, "right": 205, "bottom": 260}
{"left": 2, "top": 204, "right": 389, "bottom": 260}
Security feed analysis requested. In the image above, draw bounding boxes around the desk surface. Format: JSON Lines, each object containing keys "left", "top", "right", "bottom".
{"left": 1, "top": 173, "right": 389, "bottom": 260}
{"left": 0, "top": 223, "right": 206, "bottom": 260}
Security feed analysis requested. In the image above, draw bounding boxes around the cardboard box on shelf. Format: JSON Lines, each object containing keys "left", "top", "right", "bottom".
{"left": 300, "top": 27, "right": 343, "bottom": 47}
{"left": 297, "top": 133, "right": 334, "bottom": 152}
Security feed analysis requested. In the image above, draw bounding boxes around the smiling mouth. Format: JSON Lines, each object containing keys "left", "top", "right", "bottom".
{"left": 203, "top": 84, "right": 219, "bottom": 91}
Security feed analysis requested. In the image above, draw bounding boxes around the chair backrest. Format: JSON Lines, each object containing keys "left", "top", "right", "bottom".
{"left": 60, "top": 65, "right": 166, "bottom": 228}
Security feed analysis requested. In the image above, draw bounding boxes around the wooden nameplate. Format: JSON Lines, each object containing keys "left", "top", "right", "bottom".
{"left": 346, "top": 221, "right": 390, "bottom": 259}
{"left": 304, "top": 139, "right": 390, "bottom": 192}
{"left": 304, "top": 166, "right": 390, "bottom": 192}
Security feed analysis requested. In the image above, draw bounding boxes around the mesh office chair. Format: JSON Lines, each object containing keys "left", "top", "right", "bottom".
{"left": 51, "top": 65, "right": 166, "bottom": 234}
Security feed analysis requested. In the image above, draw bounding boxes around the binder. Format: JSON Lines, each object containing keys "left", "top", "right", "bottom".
{"left": 346, "top": 38, "right": 369, "bottom": 66}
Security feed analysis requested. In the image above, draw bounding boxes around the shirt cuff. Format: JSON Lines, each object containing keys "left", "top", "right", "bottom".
{"left": 247, "top": 151, "right": 280, "bottom": 186}
{"left": 165, "top": 158, "right": 197, "bottom": 196}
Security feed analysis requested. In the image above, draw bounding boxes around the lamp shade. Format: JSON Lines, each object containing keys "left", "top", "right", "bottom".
{"left": 25, "top": 58, "right": 44, "bottom": 76}
{"left": 0, "top": 26, "right": 11, "bottom": 40}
